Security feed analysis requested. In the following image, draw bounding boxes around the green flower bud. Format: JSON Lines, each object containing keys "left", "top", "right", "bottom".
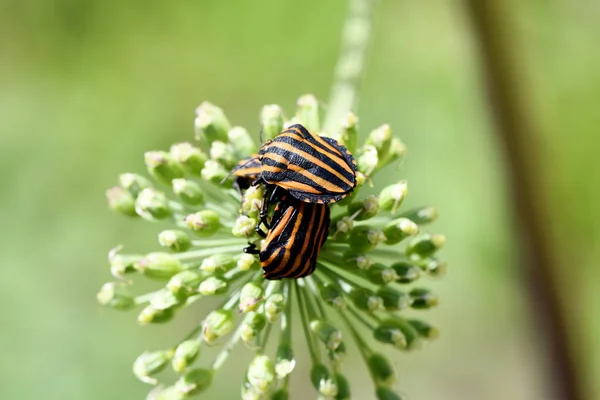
{"left": 241, "top": 185, "right": 263, "bottom": 218}
{"left": 150, "top": 289, "right": 185, "bottom": 310}
{"left": 135, "top": 252, "right": 183, "bottom": 281}
{"left": 135, "top": 188, "right": 172, "bottom": 220}
{"left": 144, "top": 151, "right": 185, "bottom": 185}
{"left": 158, "top": 230, "right": 192, "bottom": 253}
{"left": 311, "top": 363, "right": 337, "bottom": 396}
{"left": 172, "top": 339, "right": 202, "bottom": 373}
{"left": 409, "top": 288, "right": 438, "bottom": 309}
{"left": 172, "top": 179, "right": 204, "bottom": 205}
{"left": 119, "top": 173, "right": 153, "bottom": 198}
{"left": 367, "top": 353, "right": 397, "bottom": 387}
{"left": 138, "top": 305, "right": 175, "bottom": 325}
{"left": 239, "top": 282, "right": 264, "bottom": 313}
{"left": 202, "top": 310, "right": 234, "bottom": 344}
{"left": 337, "top": 111, "right": 358, "bottom": 154}
{"left": 200, "top": 254, "right": 235, "bottom": 274}
{"left": 185, "top": 210, "right": 221, "bottom": 237}
{"left": 333, "top": 216, "right": 354, "bottom": 236}
{"left": 347, "top": 195, "right": 380, "bottom": 221}
{"left": 270, "top": 388, "right": 289, "bottom": 400}
{"left": 174, "top": 368, "right": 214, "bottom": 396}
{"left": 383, "top": 218, "right": 419, "bottom": 245}
{"left": 390, "top": 261, "right": 421, "bottom": 283}
{"left": 320, "top": 283, "right": 345, "bottom": 310}
{"left": 108, "top": 250, "right": 140, "bottom": 278}
{"left": 311, "top": 319, "right": 343, "bottom": 351}
{"left": 334, "top": 372, "right": 351, "bottom": 400}
{"left": 295, "top": 94, "right": 320, "bottom": 132}
{"left": 399, "top": 205, "right": 438, "bottom": 225}
{"left": 146, "top": 385, "right": 182, "bottom": 400}
{"left": 232, "top": 215, "right": 258, "bottom": 238}
{"left": 236, "top": 253, "right": 259, "bottom": 271}
{"left": 378, "top": 137, "right": 407, "bottom": 170}
{"left": 377, "top": 317, "right": 421, "bottom": 350}
{"left": 260, "top": 104, "right": 285, "bottom": 141}
{"left": 246, "top": 355, "right": 275, "bottom": 393}
{"left": 419, "top": 257, "right": 447, "bottom": 277}
{"left": 406, "top": 233, "right": 446, "bottom": 259}
{"left": 373, "top": 325, "right": 407, "bottom": 350}
{"left": 228, "top": 126, "right": 257, "bottom": 158}
{"left": 240, "top": 312, "right": 267, "bottom": 344}
{"left": 407, "top": 319, "right": 440, "bottom": 340}
{"left": 366, "top": 263, "right": 399, "bottom": 285}
{"left": 209, "top": 141, "right": 237, "bottom": 170}
{"left": 200, "top": 160, "right": 228, "bottom": 185}
{"left": 133, "top": 350, "right": 173, "bottom": 384}
{"left": 275, "top": 342, "right": 295, "bottom": 378}
{"left": 170, "top": 142, "right": 207, "bottom": 175}
{"left": 349, "top": 225, "right": 385, "bottom": 252}
{"left": 97, "top": 282, "right": 135, "bottom": 310}
{"left": 194, "top": 101, "right": 231, "bottom": 144}
{"left": 357, "top": 145, "right": 378, "bottom": 176}
{"left": 198, "top": 276, "right": 228, "bottom": 296}
{"left": 343, "top": 250, "right": 373, "bottom": 270}
{"left": 378, "top": 181, "right": 408, "bottom": 214}
{"left": 365, "top": 124, "right": 392, "bottom": 161}
{"left": 377, "top": 286, "right": 411, "bottom": 311}
{"left": 349, "top": 287, "right": 383, "bottom": 311}
{"left": 328, "top": 341, "right": 346, "bottom": 366}
{"left": 376, "top": 386, "right": 404, "bottom": 400}
{"left": 167, "top": 270, "right": 205, "bottom": 296}
{"left": 264, "top": 293, "right": 285, "bottom": 322}
{"left": 106, "top": 186, "right": 137, "bottom": 216}
{"left": 241, "top": 382, "right": 262, "bottom": 400}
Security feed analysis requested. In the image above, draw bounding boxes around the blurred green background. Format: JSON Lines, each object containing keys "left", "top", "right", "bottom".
{"left": 1, "top": 0, "right": 598, "bottom": 399}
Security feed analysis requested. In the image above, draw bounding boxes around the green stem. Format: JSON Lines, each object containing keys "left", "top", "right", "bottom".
{"left": 176, "top": 245, "right": 245, "bottom": 261}
{"left": 295, "top": 281, "right": 320, "bottom": 364}
{"left": 323, "top": 0, "right": 376, "bottom": 133}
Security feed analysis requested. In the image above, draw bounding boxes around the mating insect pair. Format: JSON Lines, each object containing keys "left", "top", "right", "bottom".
{"left": 230, "top": 124, "right": 357, "bottom": 280}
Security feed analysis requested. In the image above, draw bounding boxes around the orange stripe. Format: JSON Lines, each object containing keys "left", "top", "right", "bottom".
{"left": 287, "top": 164, "right": 346, "bottom": 193}
{"left": 268, "top": 179, "right": 322, "bottom": 194}
{"left": 278, "top": 132, "right": 354, "bottom": 175}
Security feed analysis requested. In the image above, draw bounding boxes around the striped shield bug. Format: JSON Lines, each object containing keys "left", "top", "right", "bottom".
{"left": 245, "top": 196, "right": 330, "bottom": 280}
{"left": 257, "top": 124, "right": 357, "bottom": 204}
{"left": 229, "top": 155, "right": 261, "bottom": 192}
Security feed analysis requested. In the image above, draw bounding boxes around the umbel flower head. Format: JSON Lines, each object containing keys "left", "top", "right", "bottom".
{"left": 100, "top": 94, "right": 446, "bottom": 400}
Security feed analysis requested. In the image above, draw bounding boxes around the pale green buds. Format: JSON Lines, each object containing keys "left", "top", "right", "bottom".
{"left": 200, "top": 254, "right": 235, "bottom": 274}
{"left": 202, "top": 310, "right": 234, "bottom": 344}
{"left": 420, "top": 257, "right": 447, "bottom": 277}
{"left": 240, "top": 312, "right": 267, "bottom": 344}
{"left": 200, "top": 160, "right": 228, "bottom": 184}
{"left": 135, "top": 252, "right": 183, "bottom": 281}
{"left": 378, "top": 181, "right": 408, "bottom": 214}
{"left": 228, "top": 126, "right": 257, "bottom": 158}
{"left": 349, "top": 225, "right": 385, "bottom": 252}
{"left": 373, "top": 324, "right": 407, "bottom": 350}
{"left": 367, "top": 353, "right": 397, "bottom": 387}
{"left": 172, "top": 339, "right": 202, "bottom": 372}
{"left": 109, "top": 251, "right": 139, "bottom": 278}
{"left": 150, "top": 289, "right": 184, "bottom": 310}
{"left": 320, "top": 284, "right": 345, "bottom": 310}
{"left": 119, "top": 173, "right": 152, "bottom": 198}
{"left": 357, "top": 145, "right": 378, "bottom": 176}
{"left": 260, "top": 104, "right": 285, "bottom": 141}
{"left": 106, "top": 186, "right": 137, "bottom": 216}
{"left": 365, "top": 124, "right": 392, "bottom": 162}
{"left": 172, "top": 179, "right": 204, "bottom": 205}
{"left": 167, "top": 270, "right": 205, "bottom": 296}
{"left": 407, "top": 319, "right": 439, "bottom": 340}
{"left": 236, "top": 253, "right": 258, "bottom": 271}
{"left": 409, "top": 288, "right": 438, "bottom": 309}
{"left": 138, "top": 305, "right": 175, "bottom": 325}
{"left": 194, "top": 101, "right": 230, "bottom": 144}
{"left": 378, "top": 137, "right": 407, "bottom": 169}
{"left": 239, "top": 282, "right": 264, "bottom": 313}
{"left": 275, "top": 342, "right": 295, "bottom": 378}
{"left": 170, "top": 142, "right": 207, "bottom": 175}
{"left": 343, "top": 250, "right": 373, "bottom": 270}
{"left": 270, "top": 388, "right": 289, "bottom": 400}
{"left": 406, "top": 233, "right": 446, "bottom": 259}
{"left": 350, "top": 288, "right": 383, "bottom": 311}
{"left": 232, "top": 215, "right": 258, "bottom": 238}
{"left": 209, "top": 141, "right": 237, "bottom": 169}
{"left": 328, "top": 341, "right": 346, "bottom": 366}
{"left": 246, "top": 355, "right": 275, "bottom": 393}
{"left": 135, "top": 188, "right": 171, "bottom": 220}
{"left": 390, "top": 261, "right": 421, "bottom": 283}
{"left": 348, "top": 195, "right": 380, "bottom": 221}
{"left": 366, "top": 263, "right": 399, "bottom": 285}
{"left": 334, "top": 216, "right": 354, "bottom": 236}
{"left": 399, "top": 206, "right": 438, "bottom": 225}
{"left": 264, "top": 293, "right": 285, "bottom": 322}
{"left": 376, "top": 386, "right": 404, "bottom": 400}
{"left": 335, "top": 372, "right": 351, "bottom": 400}
{"left": 310, "top": 319, "right": 343, "bottom": 351}
{"left": 97, "top": 282, "right": 135, "bottom": 310}
{"left": 174, "top": 368, "right": 214, "bottom": 396}
{"left": 185, "top": 210, "right": 221, "bottom": 237}
{"left": 133, "top": 350, "right": 173, "bottom": 384}
{"left": 241, "top": 185, "right": 263, "bottom": 218}
{"left": 338, "top": 111, "right": 359, "bottom": 154}
{"left": 198, "top": 277, "right": 228, "bottom": 296}
{"left": 377, "top": 286, "right": 411, "bottom": 311}
{"left": 296, "top": 94, "right": 320, "bottom": 132}
{"left": 158, "top": 230, "right": 192, "bottom": 253}
{"left": 383, "top": 218, "right": 419, "bottom": 245}
{"left": 310, "top": 363, "right": 337, "bottom": 396}
{"left": 144, "top": 151, "right": 185, "bottom": 185}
